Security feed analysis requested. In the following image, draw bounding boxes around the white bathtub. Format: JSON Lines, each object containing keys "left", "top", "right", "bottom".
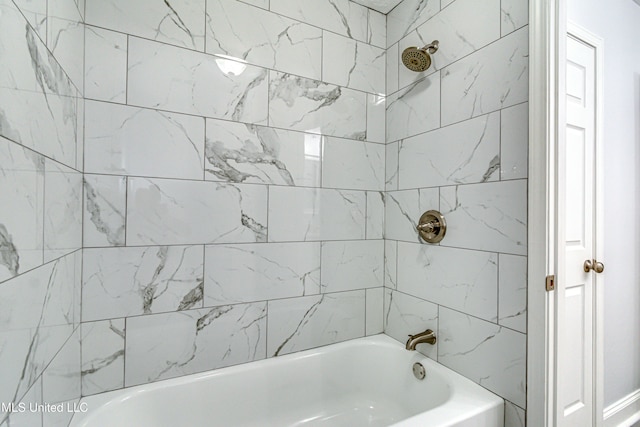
{"left": 70, "top": 334, "right": 503, "bottom": 427}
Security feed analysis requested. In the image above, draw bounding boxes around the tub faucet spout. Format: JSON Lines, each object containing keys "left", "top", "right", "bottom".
{"left": 406, "top": 329, "right": 437, "bottom": 350}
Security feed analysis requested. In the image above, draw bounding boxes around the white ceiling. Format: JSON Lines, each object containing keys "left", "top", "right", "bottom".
{"left": 351, "top": 0, "right": 403, "bottom": 14}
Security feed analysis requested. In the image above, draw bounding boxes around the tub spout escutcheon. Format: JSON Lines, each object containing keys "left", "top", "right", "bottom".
{"left": 406, "top": 329, "right": 437, "bottom": 350}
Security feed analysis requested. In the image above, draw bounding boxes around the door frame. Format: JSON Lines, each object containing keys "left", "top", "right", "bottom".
{"left": 528, "top": 0, "right": 565, "bottom": 424}
{"left": 528, "top": 1, "right": 605, "bottom": 425}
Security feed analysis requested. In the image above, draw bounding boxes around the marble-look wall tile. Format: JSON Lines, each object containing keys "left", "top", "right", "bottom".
{"left": 384, "top": 240, "right": 397, "bottom": 289}
{"left": 501, "top": 102, "right": 528, "bottom": 180}
{"left": 321, "top": 240, "right": 384, "bottom": 293}
{"left": 386, "top": 73, "right": 441, "bottom": 143}
{"left": 501, "top": 0, "right": 528, "bottom": 36}
{"left": 47, "top": 0, "right": 82, "bottom": 22}
{"left": 42, "top": 328, "right": 81, "bottom": 404}
{"left": 397, "top": 243, "right": 498, "bottom": 322}
{"left": 85, "top": 0, "right": 205, "bottom": 51}
{"left": 441, "top": 26, "right": 528, "bottom": 126}
{"left": 322, "top": 32, "right": 385, "bottom": 94}
{"left": 386, "top": 0, "right": 440, "bottom": 47}
{"left": 0, "top": 252, "right": 79, "bottom": 404}
{"left": 1, "top": 376, "right": 42, "bottom": 427}
{"left": 0, "top": 327, "right": 47, "bottom": 419}
{"left": 83, "top": 174, "right": 126, "bottom": 247}
{"left": 85, "top": 101, "right": 205, "bottom": 180}
{"left": 440, "top": 180, "right": 527, "bottom": 255}
{"left": 504, "top": 401, "right": 526, "bottom": 427}
{"left": 267, "top": 291, "right": 365, "bottom": 356}
{"left": 366, "top": 191, "right": 384, "bottom": 239}
{"left": 82, "top": 246, "right": 204, "bottom": 322}
{"left": 438, "top": 307, "right": 526, "bottom": 407}
{"left": 397, "top": 0, "right": 501, "bottom": 90}
{"left": 75, "top": 0, "right": 85, "bottom": 20}
{"left": 498, "top": 254, "right": 527, "bottom": 333}
{"left": 0, "top": 0, "right": 73, "bottom": 97}
{"left": 0, "top": 137, "right": 45, "bottom": 282}
{"left": 0, "top": 0, "right": 79, "bottom": 168}
{"left": 125, "top": 303, "right": 267, "bottom": 386}
{"left": 385, "top": 190, "right": 420, "bottom": 242}
{"left": 322, "top": 137, "right": 384, "bottom": 191}
{"left": 268, "top": 71, "right": 366, "bottom": 140}
{"left": 367, "top": 94, "right": 386, "bottom": 143}
{"left": 42, "top": 398, "right": 78, "bottom": 427}
{"left": 367, "top": 9, "right": 386, "bottom": 49}
{"left": 44, "top": 161, "right": 82, "bottom": 263}
{"left": 398, "top": 112, "right": 501, "bottom": 189}
{"left": 12, "top": 0, "right": 47, "bottom": 42}
{"left": 0, "top": 88, "right": 78, "bottom": 170}
{"left": 268, "top": 187, "right": 365, "bottom": 242}
{"left": 204, "top": 243, "right": 321, "bottom": 305}
{"left": 205, "top": 119, "right": 321, "bottom": 186}
{"left": 270, "top": 0, "right": 369, "bottom": 42}
{"left": 81, "top": 319, "right": 125, "bottom": 396}
{"left": 386, "top": 142, "right": 399, "bottom": 191}
{"left": 75, "top": 96, "right": 84, "bottom": 172}
{"left": 128, "top": 37, "right": 268, "bottom": 125}
{"left": 206, "top": 0, "right": 321, "bottom": 80}
{"left": 419, "top": 187, "right": 440, "bottom": 214}
{"left": 127, "top": 178, "right": 267, "bottom": 245}
{"left": 47, "top": 16, "right": 84, "bottom": 92}
{"left": 442, "top": 0, "right": 456, "bottom": 6}
{"left": 84, "top": 27, "right": 127, "bottom": 103}
{"left": 239, "top": 0, "right": 269, "bottom": 9}
{"left": 386, "top": 43, "right": 399, "bottom": 95}
{"left": 366, "top": 288, "right": 384, "bottom": 335}
{"left": 384, "top": 289, "right": 438, "bottom": 359}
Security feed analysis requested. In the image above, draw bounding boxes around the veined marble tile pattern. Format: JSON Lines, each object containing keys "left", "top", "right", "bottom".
{"left": 0, "top": 0, "right": 82, "bottom": 170}
{"left": 2, "top": 0, "right": 531, "bottom": 422}
{"left": 0, "top": 136, "right": 45, "bottom": 282}
{"left": 384, "top": 0, "right": 529, "bottom": 419}
{"left": 0, "top": 251, "right": 81, "bottom": 421}
{"left": 352, "top": 0, "right": 403, "bottom": 14}
{"left": 206, "top": 0, "right": 322, "bottom": 81}
{"left": 81, "top": 319, "right": 125, "bottom": 396}
{"left": 85, "top": 0, "right": 206, "bottom": 51}
{"left": 125, "top": 303, "right": 268, "bottom": 386}
{"left": 75, "top": 0, "right": 390, "bottom": 403}
{"left": 1, "top": 0, "right": 82, "bottom": 417}
{"left": 84, "top": 27, "right": 127, "bottom": 103}
{"left": 83, "top": 174, "right": 126, "bottom": 247}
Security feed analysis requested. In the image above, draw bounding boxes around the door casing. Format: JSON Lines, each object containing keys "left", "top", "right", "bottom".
{"left": 528, "top": 1, "right": 605, "bottom": 425}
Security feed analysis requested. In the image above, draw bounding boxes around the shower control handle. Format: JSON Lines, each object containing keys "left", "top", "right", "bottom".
{"left": 583, "top": 259, "right": 605, "bottom": 274}
{"left": 417, "top": 210, "right": 447, "bottom": 244}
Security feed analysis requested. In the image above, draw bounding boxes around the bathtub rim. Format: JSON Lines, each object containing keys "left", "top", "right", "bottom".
{"left": 70, "top": 333, "right": 504, "bottom": 427}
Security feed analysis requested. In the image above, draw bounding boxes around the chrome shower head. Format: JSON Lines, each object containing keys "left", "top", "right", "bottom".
{"left": 401, "top": 40, "right": 439, "bottom": 72}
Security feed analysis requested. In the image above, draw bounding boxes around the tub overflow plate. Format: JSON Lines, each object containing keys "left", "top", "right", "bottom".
{"left": 412, "top": 362, "right": 426, "bottom": 380}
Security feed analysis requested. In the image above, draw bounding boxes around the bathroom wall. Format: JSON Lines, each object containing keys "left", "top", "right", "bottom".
{"left": 79, "top": 0, "right": 387, "bottom": 396}
{"left": 383, "top": 0, "right": 528, "bottom": 425}
{"left": 1, "top": 0, "right": 531, "bottom": 424}
{"left": 0, "top": 0, "right": 85, "bottom": 425}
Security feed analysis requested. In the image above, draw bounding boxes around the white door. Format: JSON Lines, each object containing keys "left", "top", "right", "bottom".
{"left": 555, "top": 29, "right": 603, "bottom": 427}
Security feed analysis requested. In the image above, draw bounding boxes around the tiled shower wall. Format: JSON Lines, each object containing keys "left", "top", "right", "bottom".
{"left": 79, "top": 0, "right": 387, "bottom": 396}
{"left": 1, "top": 0, "right": 530, "bottom": 425}
{"left": 383, "top": 0, "right": 528, "bottom": 424}
{"left": 0, "top": 0, "right": 85, "bottom": 425}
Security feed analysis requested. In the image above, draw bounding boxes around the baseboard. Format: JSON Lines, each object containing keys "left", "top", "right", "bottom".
{"left": 604, "top": 389, "right": 640, "bottom": 427}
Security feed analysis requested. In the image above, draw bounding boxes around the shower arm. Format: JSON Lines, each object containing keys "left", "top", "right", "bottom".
{"left": 422, "top": 41, "right": 439, "bottom": 54}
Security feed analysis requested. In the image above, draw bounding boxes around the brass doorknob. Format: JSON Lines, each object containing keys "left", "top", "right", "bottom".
{"left": 584, "top": 259, "right": 605, "bottom": 273}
